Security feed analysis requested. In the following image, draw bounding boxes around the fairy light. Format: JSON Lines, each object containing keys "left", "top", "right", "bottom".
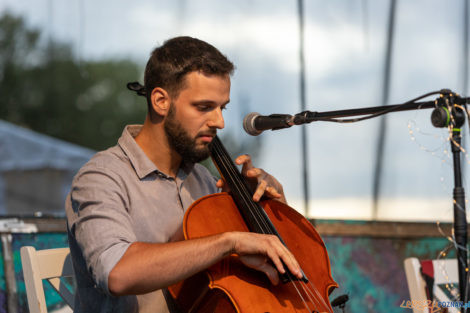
{"left": 407, "top": 120, "right": 450, "bottom": 161}
{"left": 402, "top": 92, "right": 470, "bottom": 302}
{"left": 431, "top": 103, "right": 470, "bottom": 299}
{"left": 436, "top": 243, "right": 460, "bottom": 300}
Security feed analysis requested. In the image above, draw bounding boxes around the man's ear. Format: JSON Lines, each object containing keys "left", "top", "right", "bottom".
{"left": 150, "top": 87, "right": 171, "bottom": 116}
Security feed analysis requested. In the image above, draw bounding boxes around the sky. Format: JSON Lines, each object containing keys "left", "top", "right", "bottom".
{"left": 1, "top": 0, "right": 469, "bottom": 222}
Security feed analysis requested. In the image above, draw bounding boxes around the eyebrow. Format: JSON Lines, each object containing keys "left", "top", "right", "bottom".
{"left": 191, "top": 99, "right": 230, "bottom": 106}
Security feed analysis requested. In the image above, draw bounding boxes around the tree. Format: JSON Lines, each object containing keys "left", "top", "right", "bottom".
{"left": 0, "top": 12, "right": 145, "bottom": 150}
{"left": 0, "top": 11, "right": 261, "bottom": 160}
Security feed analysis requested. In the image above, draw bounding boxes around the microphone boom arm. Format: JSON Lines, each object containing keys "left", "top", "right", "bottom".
{"left": 288, "top": 90, "right": 468, "bottom": 126}
{"left": 293, "top": 98, "right": 463, "bottom": 125}
{"left": 261, "top": 89, "right": 470, "bottom": 310}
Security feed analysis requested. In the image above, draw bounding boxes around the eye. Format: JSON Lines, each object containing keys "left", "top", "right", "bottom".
{"left": 196, "top": 104, "right": 211, "bottom": 111}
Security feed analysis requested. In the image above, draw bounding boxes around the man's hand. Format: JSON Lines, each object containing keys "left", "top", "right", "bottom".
{"left": 228, "top": 232, "right": 302, "bottom": 285}
{"left": 109, "top": 231, "right": 303, "bottom": 295}
{"left": 216, "top": 154, "right": 287, "bottom": 204}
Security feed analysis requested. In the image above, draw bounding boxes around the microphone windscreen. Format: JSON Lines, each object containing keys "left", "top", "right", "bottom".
{"left": 243, "top": 112, "right": 262, "bottom": 136}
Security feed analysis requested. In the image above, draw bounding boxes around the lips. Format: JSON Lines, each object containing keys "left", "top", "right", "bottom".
{"left": 198, "top": 135, "right": 214, "bottom": 143}
{"left": 197, "top": 131, "right": 216, "bottom": 143}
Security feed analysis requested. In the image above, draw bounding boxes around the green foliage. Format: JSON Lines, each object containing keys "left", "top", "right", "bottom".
{"left": 0, "top": 12, "right": 146, "bottom": 150}
{"left": 0, "top": 11, "right": 261, "bottom": 161}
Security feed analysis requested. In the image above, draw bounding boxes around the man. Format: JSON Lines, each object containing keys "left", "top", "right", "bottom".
{"left": 66, "top": 36, "right": 301, "bottom": 313}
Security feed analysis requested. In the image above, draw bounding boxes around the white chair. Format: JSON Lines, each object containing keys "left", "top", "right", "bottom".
{"left": 20, "top": 246, "right": 74, "bottom": 313}
{"left": 404, "top": 257, "right": 459, "bottom": 313}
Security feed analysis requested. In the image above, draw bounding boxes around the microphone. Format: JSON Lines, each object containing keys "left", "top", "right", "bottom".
{"left": 243, "top": 112, "right": 294, "bottom": 136}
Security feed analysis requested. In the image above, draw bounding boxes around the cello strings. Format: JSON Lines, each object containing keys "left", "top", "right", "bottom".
{"left": 211, "top": 138, "right": 277, "bottom": 237}
{"left": 210, "top": 138, "right": 271, "bottom": 234}
{"left": 304, "top": 280, "right": 333, "bottom": 313}
{"left": 212, "top": 139, "right": 333, "bottom": 313}
{"left": 210, "top": 137, "right": 328, "bottom": 312}
{"left": 281, "top": 267, "right": 332, "bottom": 313}
{"left": 282, "top": 273, "right": 315, "bottom": 312}
{"left": 212, "top": 140, "right": 323, "bottom": 310}
{"left": 282, "top": 270, "right": 320, "bottom": 310}
{"left": 281, "top": 262, "right": 333, "bottom": 313}
{"left": 212, "top": 137, "right": 284, "bottom": 238}
{"left": 211, "top": 137, "right": 329, "bottom": 311}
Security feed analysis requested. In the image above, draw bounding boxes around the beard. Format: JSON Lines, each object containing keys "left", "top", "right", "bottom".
{"left": 164, "top": 104, "right": 215, "bottom": 163}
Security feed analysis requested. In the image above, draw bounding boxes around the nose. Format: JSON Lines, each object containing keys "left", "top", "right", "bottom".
{"left": 207, "top": 107, "right": 225, "bottom": 129}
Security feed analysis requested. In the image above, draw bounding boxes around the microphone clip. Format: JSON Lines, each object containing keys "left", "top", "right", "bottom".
{"left": 431, "top": 91, "right": 466, "bottom": 128}
{"left": 293, "top": 111, "right": 317, "bottom": 125}
{"left": 267, "top": 114, "right": 294, "bottom": 130}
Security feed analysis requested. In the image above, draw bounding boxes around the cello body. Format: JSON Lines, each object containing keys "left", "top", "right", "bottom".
{"left": 168, "top": 192, "right": 338, "bottom": 313}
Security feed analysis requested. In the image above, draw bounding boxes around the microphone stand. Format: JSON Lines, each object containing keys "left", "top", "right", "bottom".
{"left": 285, "top": 90, "right": 469, "bottom": 311}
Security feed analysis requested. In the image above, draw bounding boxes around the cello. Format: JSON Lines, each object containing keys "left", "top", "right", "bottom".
{"left": 168, "top": 136, "right": 337, "bottom": 313}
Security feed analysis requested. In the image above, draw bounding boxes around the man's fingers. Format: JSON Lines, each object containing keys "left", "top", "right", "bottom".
{"left": 252, "top": 180, "right": 267, "bottom": 202}
{"left": 233, "top": 232, "right": 302, "bottom": 281}
{"left": 236, "top": 155, "right": 286, "bottom": 203}
{"left": 267, "top": 241, "right": 303, "bottom": 279}
{"left": 259, "top": 262, "right": 280, "bottom": 285}
{"left": 216, "top": 179, "right": 231, "bottom": 192}
{"left": 252, "top": 180, "right": 283, "bottom": 202}
{"left": 266, "top": 249, "right": 285, "bottom": 275}
{"left": 280, "top": 248, "right": 302, "bottom": 279}
{"left": 239, "top": 255, "right": 280, "bottom": 285}
{"left": 266, "top": 237, "right": 302, "bottom": 279}
{"left": 266, "top": 186, "right": 282, "bottom": 198}
{"left": 236, "top": 154, "right": 253, "bottom": 166}
{"left": 245, "top": 167, "right": 263, "bottom": 178}
{"left": 236, "top": 154, "right": 254, "bottom": 176}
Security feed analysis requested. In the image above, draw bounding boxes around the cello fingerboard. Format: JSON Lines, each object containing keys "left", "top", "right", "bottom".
{"left": 209, "top": 136, "right": 308, "bottom": 284}
{"left": 209, "top": 136, "right": 278, "bottom": 235}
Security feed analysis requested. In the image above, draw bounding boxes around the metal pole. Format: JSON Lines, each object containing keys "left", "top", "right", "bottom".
{"left": 372, "top": 0, "right": 397, "bottom": 219}
{"left": 449, "top": 129, "right": 468, "bottom": 312}
{"left": 461, "top": 0, "right": 469, "bottom": 199}
{"left": 297, "top": 0, "right": 310, "bottom": 216}
{"left": 0, "top": 219, "right": 37, "bottom": 313}
{"left": 2, "top": 233, "right": 18, "bottom": 313}
{"left": 463, "top": 0, "right": 469, "bottom": 96}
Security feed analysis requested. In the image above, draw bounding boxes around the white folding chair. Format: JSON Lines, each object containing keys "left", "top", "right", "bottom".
{"left": 20, "top": 246, "right": 74, "bottom": 313}
{"left": 404, "top": 257, "right": 459, "bottom": 313}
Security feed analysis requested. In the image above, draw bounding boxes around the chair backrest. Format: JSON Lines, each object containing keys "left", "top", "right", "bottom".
{"left": 404, "top": 257, "right": 459, "bottom": 313}
{"left": 20, "top": 246, "right": 75, "bottom": 313}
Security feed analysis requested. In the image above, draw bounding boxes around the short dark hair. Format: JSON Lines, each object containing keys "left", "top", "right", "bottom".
{"left": 144, "top": 36, "right": 234, "bottom": 107}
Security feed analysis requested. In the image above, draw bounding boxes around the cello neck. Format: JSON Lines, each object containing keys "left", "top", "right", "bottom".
{"left": 209, "top": 136, "right": 309, "bottom": 284}
{"left": 209, "top": 136, "right": 278, "bottom": 236}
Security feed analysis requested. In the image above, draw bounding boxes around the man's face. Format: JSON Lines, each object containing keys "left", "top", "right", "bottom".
{"left": 164, "top": 71, "right": 230, "bottom": 163}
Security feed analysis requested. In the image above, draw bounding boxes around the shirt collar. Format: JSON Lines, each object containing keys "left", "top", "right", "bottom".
{"left": 118, "top": 125, "right": 195, "bottom": 180}
{"left": 118, "top": 125, "right": 158, "bottom": 179}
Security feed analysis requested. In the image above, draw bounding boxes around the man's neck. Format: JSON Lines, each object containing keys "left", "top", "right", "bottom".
{"left": 135, "top": 116, "right": 181, "bottom": 178}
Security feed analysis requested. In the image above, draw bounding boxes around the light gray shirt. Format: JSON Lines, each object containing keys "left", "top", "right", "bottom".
{"left": 65, "top": 125, "right": 219, "bottom": 313}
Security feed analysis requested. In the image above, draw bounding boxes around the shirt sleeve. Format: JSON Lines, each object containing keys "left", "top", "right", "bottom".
{"left": 66, "top": 162, "right": 137, "bottom": 295}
